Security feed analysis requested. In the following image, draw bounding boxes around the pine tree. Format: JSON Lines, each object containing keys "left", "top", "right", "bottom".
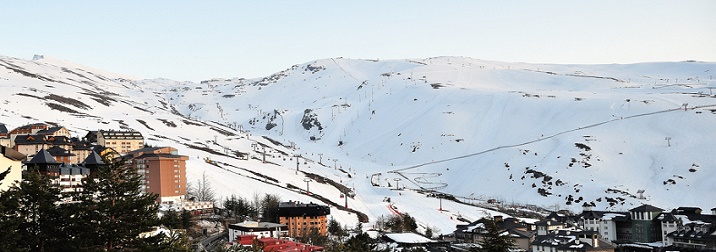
{"left": 0, "top": 170, "right": 67, "bottom": 251}
{"left": 474, "top": 218, "right": 514, "bottom": 252}
{"left": 223, "top": 194, "right": 257, "bottom": 222}
{"left": 259, "top": 194, "right": 280, "bottom": 223}
{"left": 72, "top": 156, "right": 160, "bottom": 250}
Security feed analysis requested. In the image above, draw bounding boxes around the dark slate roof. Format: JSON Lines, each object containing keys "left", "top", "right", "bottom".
{"left": 12, "top": 123, "right": 46, "bottom": 131}
{"left": 657, "top": 212, "right": 678, "bottom": 222}
{"left": 25, "top": 149, "right": 61, "bottom": 164}
{"left": 70, "top": 139, "right": 92, "bottom": 150}
{"left": 14, "top": 134, "right": 46, "bottom": 145}
{"left": 46, "top": 135, "right": 71, "bottom": 145}
{"left": 59, "top": 165, "right": 90, "bottom": 176}
{"left": 37, "top": 126, "right": 64, "bottom": 135}
{"left": 81, "top": 151, "right": 105, "bottom": 165}
{"left": 630, "top": 204, "right": 664, "bottom": 213}
{"left": 0, "top": 123, "right": 8, "bottom": 134}
{"left": 47, "top": 146, "right": 75, "bottom": 157}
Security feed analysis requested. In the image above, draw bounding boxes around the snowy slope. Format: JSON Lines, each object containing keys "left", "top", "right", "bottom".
{"left": 1, "top": 55, "right": 715, "bottom": 235}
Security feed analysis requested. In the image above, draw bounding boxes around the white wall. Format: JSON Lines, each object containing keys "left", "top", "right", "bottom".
{"left": 0, "top": 154, "right": 22, "bottom": 192}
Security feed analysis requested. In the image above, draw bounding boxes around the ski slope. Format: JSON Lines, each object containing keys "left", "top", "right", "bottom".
{"left": 1, "top": 55, "right": 715, "bottom": 235}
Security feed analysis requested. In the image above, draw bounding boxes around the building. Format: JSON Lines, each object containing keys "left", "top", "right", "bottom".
{"left": 56, "top": 165, "right": 90, "bottom": 194}
{"left": 127, "top": 147, "right": 188, "bottom": 205}
{"left": 382, "top": 232, "right": 451, "bottom": 251}
{"left": 229, "top": 236, "right": 324, "bottom": 251}
{"left": 531, "top": 230, "right": 615, "bottom": 252}
{"left": 24, "top": 149, "right": 62, "bottom": 176}
{"left": 535, "top": 219, "right": 571, "bottom": 236}
{"left": 228, "top": 221, "right": 288, "bottom": 241}
{"left": 97, "top": 130, "right": 144, "bottom": 155}
{"left": 47, "top": 145, "right": 76, "bottom": 165}
{"left": 0, "top": 146, "right": 25, "bottom": 191}
{"left": 45, "top": 135, "right": 72, "bottom": 150}
{"left": 657, "top": 207, "right": 716, "bottom": 249}
{"left": 80, "top": 150, "right": 106, "bottom": 178}
{"left": 37, "top": 126, "right": 71, "bottom": 138}
{"left": 0, "top": 123, "right": 8, "bottom": 137}
{"left": 577, "top": 211, "right": 631, "bottom": 243}
{"left": 8, "top": 123, "right": 48, "bottom": 147}
{"left": 454, "top": 216, "right": 535, "bottom": 251}
{"left": 629, "top": 204, "right": 664, "bottom": 243}
{"left": 0, "top": 123, "right": 10, "bottom": 148}
{"left": 278, "top": 201, "right": 330, "bottom": 237}
{"left": 70, "top": 137, "right": 93, "bottom": 163}
{"left": 13, "top": 134, "right": 49, "bottom": 157}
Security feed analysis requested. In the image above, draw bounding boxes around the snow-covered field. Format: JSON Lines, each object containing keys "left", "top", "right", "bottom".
{"left": 1, "top": 55, "right": 714, "bottom": 235}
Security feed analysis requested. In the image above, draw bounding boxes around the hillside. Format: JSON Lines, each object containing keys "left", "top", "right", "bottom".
{"left": 1, "top": 55, "right": 715, "bottom": 234}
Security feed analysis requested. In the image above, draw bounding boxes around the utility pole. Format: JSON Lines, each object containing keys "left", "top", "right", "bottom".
{"left": 295, "top": 155, "right": 301, "bottom": 171}
{"left": 262, "top": 145, "right": 266, "bottom": 163}
{"left": 318, "top": 154, "right": 323, "bottom": 165}
{"left": 303, "top": 178, "right": 312, "bottom": 195}
{"left": 344, "top": 189, "right": 349, "bottom": 208}
{"left": 439, "top": 195, "right": 443, "bottom": 212}
{"left": 333, "top": 159, "right": 338, "bottom": 170}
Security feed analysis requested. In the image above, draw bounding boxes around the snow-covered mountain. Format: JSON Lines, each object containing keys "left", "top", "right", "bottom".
{"left": 1, "top": 55, "right": 715, "bottom": 234}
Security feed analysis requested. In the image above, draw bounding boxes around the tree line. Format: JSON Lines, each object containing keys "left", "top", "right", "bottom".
{"left": 0, "top": 158, "right": 190, "bottom": 252}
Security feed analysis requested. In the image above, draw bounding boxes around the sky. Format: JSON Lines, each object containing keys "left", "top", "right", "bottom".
{"left": 1, "top": 1, "right": 715, "bottom": 82}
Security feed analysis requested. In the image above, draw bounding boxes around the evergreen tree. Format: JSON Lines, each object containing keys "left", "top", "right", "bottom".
{"left": 328, "top": 217, "right": 344, "bottom": 238}
{"left": 402, "top": 213, "right": 418, "bottom": 232}
{"left": 474, "top": 218, "right": 514, "bottom": 252}
{"left": 259, "top": 194, "right": 280, "bottom": 223}
{"left": 0, "top": 170, "right": 67, "bottom": 251}
{"left": 72, "top": 156, "right": 160, "bottom": 250}
{"left": 223, "top": 194, "right": 256, "bottom": 222}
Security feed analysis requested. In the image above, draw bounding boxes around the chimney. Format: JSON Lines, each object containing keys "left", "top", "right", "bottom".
{"left": 494, "top": 215, "right": 503, "bottom": 223}
{"left": 592, "top": 234, "right": 599, "bottom": 248}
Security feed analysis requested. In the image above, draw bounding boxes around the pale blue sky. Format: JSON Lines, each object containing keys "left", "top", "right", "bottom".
{"left": 1, "top": 1, "right": 714, "bottom": 81}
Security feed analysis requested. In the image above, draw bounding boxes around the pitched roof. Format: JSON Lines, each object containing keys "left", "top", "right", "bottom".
{"left": 37, "top": 126, "right": 65, "bottom": 135}
{"left": 630, "top": 204, "right": 664, "bottom": 213}
{"left": 1, "top": 145, "right": 25, "bottom": 161}
{"left": 81, "top": 151, "right": 105, "bottom": 165}
{"left": 12, "top": 123, "right": 47, "bottom": 131}
{"left": 70, "top": 138, "right": 92, "bottom": 150}
{"left": 47, "top": 146, "right": 75, "bottom": 157}
{"left": 46, "top": 135, "right": 71, "bottom": 145}
{"left": 25, "top": 149, "right": 61, "bottom": 164}
{"left": 14, "top": 134, "right": 46, "bottom": 145}
{"left": 0, "top": 123, "right": 8, "bottom": 134}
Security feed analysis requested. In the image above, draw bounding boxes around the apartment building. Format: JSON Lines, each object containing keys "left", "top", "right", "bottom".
{"left": 278, "top": 201, "right": 330, "bottom": 237}
{"left": 97, "top": 130, "right": 144, "bottom": 155}
{"left": 127, "top": 147, "right": 188, "bottom": 205}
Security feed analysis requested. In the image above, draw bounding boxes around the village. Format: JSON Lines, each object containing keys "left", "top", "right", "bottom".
{"left": 1, "top": 122, "right": 714, "bottom": 252}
